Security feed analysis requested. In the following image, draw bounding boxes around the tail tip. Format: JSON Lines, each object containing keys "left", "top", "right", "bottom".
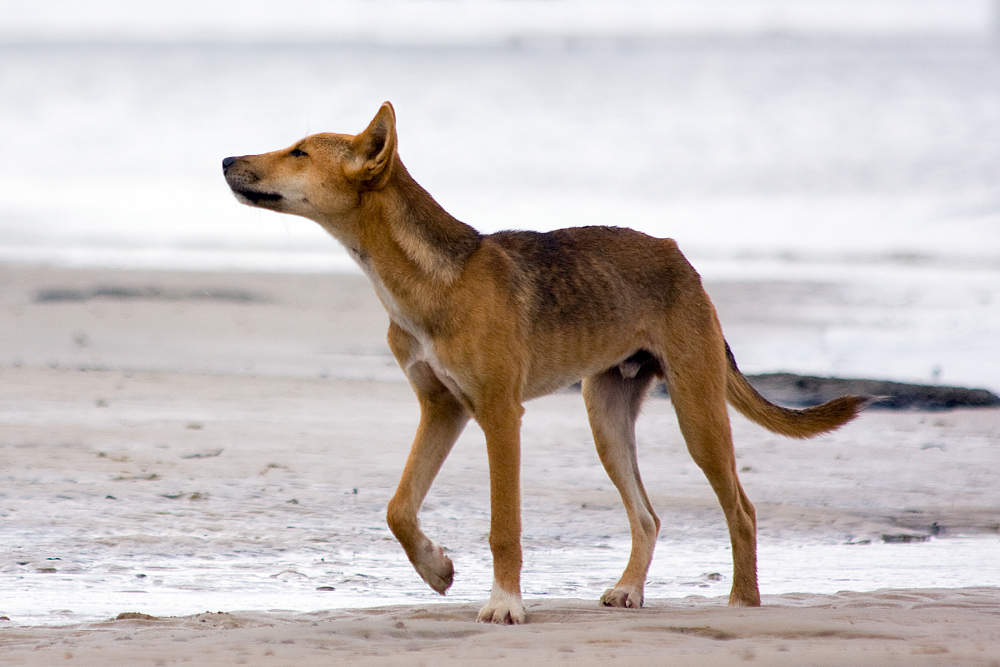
{"left": 841, "top": 394, "right": 873, "bottom": 421}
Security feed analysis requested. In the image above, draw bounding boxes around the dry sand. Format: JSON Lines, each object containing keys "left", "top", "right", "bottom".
{"left": 4, "top": 589, "right": 1000, "bottom": 666}
{"left": 1, "top": 263, "right": 999, "bottom": 665}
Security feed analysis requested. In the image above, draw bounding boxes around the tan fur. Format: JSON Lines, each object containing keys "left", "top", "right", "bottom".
{"left": 223, "top": 102, "right": 867, "bottom": 624}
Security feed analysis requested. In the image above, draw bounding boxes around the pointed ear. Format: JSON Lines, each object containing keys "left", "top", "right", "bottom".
{"left": 346, "top": 102, "right": 397, "bottom": 189}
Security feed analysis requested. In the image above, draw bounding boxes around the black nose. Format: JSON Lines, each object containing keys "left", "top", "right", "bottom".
{"left": 222, "top": 156, "right": 237, "bottom": 171}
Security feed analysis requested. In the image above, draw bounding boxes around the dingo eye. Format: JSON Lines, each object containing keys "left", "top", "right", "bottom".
{"left": 290, "top": 148, "right": 308, "bottom": 157}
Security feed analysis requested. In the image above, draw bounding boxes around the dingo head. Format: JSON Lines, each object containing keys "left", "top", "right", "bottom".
{"left": 222, "top": 102, "right": 398, "bottom": 233}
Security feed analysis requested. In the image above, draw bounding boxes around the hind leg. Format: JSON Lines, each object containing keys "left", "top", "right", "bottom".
{"left": 660, "top": 321, "right": 761, "bottom": 606}
{"left": 582, "top": 363, "right": 660, "bottom": 609}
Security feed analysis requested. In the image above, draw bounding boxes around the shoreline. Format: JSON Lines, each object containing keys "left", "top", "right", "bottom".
{"left": 9, "top": 261, "right": 998, "bottom": 405}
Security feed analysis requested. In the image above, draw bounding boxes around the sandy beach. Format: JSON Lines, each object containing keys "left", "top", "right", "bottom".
{"left": 4, "top": 589, "right": 1000, "bottom": 666}
{"left": 2, "top": 263, "right": 999, "bottom": 665}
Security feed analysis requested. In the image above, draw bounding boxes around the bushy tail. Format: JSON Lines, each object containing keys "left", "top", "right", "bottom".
{"left": 724, "top": 343, "right": 868, "bottom": 439}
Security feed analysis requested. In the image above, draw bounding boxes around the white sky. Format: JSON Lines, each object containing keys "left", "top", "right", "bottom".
{"left": 1, "top": 0, "right": 995, "bottom": 42}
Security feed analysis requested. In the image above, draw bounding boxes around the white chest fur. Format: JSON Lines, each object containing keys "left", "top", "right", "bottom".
{"left": 352, "top": 252, "right": 470, "bottom": 406}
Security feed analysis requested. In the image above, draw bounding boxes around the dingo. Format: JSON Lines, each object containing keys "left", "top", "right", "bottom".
{"left": 223, "top": 102, "right": 865, "bottom": 624}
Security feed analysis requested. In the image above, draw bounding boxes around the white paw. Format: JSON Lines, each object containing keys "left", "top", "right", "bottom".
{"left": 476, "top": 584, "right": 525, "bottom": 625}
{"left": 413, "top": 541, "right": 454, "bottom": 594}
{"left": 600, "top": 585, "right": 644, "bottom": 609}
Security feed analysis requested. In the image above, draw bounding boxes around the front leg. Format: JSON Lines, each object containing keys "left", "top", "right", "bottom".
{"left": 386, "top": 327, "right": 470, "bottom": 594}
{"left": 475, "top": 399, "right": 526, "bottom": 625}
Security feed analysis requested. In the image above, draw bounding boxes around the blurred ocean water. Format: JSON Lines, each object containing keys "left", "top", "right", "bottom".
{"left": 3, "top": 36, "right": 1000, "bottom": 260}
{"left": 0, "top": 2, "right": 998, "bottom": 389}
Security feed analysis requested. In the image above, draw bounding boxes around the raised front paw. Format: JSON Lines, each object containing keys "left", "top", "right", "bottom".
{"left": 476, "top": 589, "right": 526, "bottom": 625}
{"left": 414, "top": 542, "right": 454, "bottom": 594}
{"left": 600, "top": 585, "right": 644, "bottom": 609}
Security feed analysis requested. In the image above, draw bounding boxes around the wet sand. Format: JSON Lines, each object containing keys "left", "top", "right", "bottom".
{"left": 1, "top": 264, "right": 998, "bottom": 664}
